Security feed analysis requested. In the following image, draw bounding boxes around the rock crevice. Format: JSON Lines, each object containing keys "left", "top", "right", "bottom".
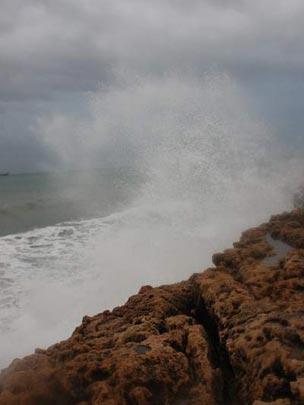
{"left": 192, "top": 291, "right": 241, "bottom": 405}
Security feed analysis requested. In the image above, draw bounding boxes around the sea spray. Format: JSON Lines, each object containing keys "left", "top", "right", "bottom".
{"left": 0, "top": 73, "right": 302, "bottom": 368}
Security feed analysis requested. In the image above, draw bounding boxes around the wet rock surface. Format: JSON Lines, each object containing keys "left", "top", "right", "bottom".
{"left": 1, "top": 209, "right": 304, "bottom": 404}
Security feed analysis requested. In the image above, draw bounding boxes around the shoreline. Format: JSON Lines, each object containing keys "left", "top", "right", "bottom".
{"left": 1, "top": 209, "right": 304, "bottom": 404}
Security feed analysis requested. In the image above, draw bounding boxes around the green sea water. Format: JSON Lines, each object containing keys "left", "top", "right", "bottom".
{"left": 0, "top": 169, "right": 140, "bottom": 237}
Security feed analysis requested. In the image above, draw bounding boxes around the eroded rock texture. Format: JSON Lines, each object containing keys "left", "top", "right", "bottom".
{"left": 1, "top": 209, "right": 304, "bottom": 404}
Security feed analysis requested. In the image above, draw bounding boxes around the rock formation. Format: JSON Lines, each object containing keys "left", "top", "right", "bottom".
{"left": 1, "top": 209, "right": 304, "bottom": 404}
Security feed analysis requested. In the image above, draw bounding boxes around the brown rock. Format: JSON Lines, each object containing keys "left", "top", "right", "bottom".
{"left": 1, "top": 209, "right": 304, "bottom": 404}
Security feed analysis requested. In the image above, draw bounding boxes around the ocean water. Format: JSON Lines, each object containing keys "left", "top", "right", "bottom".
{"left": 0, "top": 74, "right": 302, "bottom": 369}
{"left": 0, "top": 169, "right": 140, "bottom": 237}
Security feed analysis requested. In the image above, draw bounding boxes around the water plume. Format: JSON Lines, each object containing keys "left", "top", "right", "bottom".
{"left": 0, "top": 72, "right": 302, "bottom": 368}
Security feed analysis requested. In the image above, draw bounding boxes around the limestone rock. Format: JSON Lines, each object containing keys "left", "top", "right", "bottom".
{"left": 1, "top": 209, "right": 304, "bottom": 404}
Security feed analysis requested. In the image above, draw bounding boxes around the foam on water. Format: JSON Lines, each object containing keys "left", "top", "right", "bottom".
{"left": 0, "top": 73, "right": 303, "bottom": 368}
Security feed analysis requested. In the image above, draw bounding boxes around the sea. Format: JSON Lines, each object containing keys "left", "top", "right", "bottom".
{"left": 0, "top": 169, "right": 140, "bottom": 237}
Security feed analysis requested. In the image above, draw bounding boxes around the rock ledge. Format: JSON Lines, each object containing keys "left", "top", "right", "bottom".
{"left": 1, "top": 209, "right": 304, "bottom": 404}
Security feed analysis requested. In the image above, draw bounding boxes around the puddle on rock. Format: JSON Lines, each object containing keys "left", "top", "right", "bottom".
{"left": 133, "top": 345, "right": 151, "bottom": 354}
{"left": 262, "top": 234, "right": 292, "bottom": 266}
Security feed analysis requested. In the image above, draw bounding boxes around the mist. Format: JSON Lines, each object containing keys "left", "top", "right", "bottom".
{"left": 1, "top": 72, "right": 303, "bottom": 367}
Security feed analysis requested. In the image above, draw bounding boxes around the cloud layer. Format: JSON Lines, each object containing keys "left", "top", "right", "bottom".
{"left": 1, "top": 0, "right": 304, "bottom": 171}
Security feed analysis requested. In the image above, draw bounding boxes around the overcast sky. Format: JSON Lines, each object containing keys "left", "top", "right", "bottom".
{"left": 1, "top": 0, "right": 304, "bottom": 172}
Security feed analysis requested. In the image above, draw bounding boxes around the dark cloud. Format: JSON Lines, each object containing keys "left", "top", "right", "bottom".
{"left": 0, "top": 0, "right": 304, "bottom": 171}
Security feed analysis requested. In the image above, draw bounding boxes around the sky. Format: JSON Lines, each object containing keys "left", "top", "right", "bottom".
{"left": 1, "top": 0, "right": 304, "bottom": 172}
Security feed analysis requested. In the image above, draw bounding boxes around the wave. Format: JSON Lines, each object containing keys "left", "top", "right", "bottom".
{"left": 0, "top": 72, "right": 303, "bottom": 368}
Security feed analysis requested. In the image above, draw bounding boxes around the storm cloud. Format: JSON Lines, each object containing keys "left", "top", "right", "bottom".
{"left": 1, "top": 0, "right": 304, "bottom": 171}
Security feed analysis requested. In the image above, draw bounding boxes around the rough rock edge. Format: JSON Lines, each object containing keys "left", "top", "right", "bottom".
{"left": 0, "top": 209, "right": 304, "bottom": 404}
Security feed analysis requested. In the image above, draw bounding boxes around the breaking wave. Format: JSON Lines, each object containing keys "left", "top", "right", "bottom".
{"left": 0, "top": 73, "right": 302, "bottom": 368}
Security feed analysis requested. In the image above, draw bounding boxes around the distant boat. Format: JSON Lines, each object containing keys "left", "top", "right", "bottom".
{"left": 0, "top": 172, "right": 9, "bottom": 176}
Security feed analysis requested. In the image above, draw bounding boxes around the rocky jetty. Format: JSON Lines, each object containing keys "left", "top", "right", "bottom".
{"left": 1, "top": 209, "right": 304, "bottom": 404}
